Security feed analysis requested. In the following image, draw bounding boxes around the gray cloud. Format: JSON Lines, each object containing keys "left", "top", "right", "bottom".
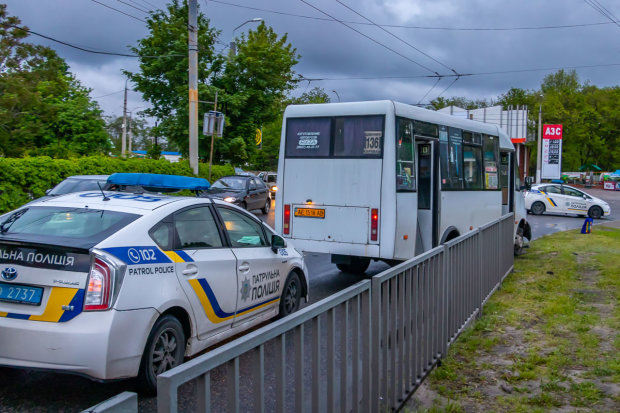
{"left": 5, "top": 0, "right": 619, "bottom": 119}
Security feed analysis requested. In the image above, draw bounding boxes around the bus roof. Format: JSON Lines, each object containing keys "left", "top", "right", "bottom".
{"left": 284, "top": 100, "right": 514, "bottom": 151}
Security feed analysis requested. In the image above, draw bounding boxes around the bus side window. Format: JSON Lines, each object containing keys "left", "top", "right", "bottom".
{"left": 484, "top": 135, "right": 499, "bottom": 190}
{"left": 439, "top": 126, "right": 450, "bottom": 189}
{"left": 396, "top": 118, "right": 415, "bottom": 191}
{"left": 448, "top": 127, "right": 464, "bottom": 189}
{"left": 463, "top": 145, "right": 483, "bottom": 189}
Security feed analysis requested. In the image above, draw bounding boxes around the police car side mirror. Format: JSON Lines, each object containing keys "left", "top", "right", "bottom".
{"left": 45, "top": 189, "right": 52, "bottom": 195}
{"left": 271, "top": 234, "right": 286, "bottom": 253}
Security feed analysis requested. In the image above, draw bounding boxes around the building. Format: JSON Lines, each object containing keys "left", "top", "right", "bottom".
{"left": 437, "top": 105, "right": 534, "bottom": 181}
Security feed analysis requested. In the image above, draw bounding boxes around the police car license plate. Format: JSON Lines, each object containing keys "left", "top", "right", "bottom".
{"left": 294, "top": 208, "right": 325, "bottom": 218}
{"left": 0, "top": 282, "right": 43, "bottom": 306}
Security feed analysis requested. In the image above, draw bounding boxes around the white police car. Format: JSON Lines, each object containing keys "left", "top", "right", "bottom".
{"left": 525, "top": 183, "right": 611, "bottom": 219}
{"left": 0, "top": 173, "right": 308, "bottom": 393}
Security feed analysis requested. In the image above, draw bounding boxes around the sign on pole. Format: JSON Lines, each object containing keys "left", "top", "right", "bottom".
{"left": 255, "top": 128, "right": 262, "bottom": 148}
{"left": 541, "top": 124, "right": 562, "bottom": 180}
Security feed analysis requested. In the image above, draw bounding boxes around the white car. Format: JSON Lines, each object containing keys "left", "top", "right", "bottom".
{"left": 0, "top": 173, "right": 308, "bottom": 394}
{"left": 524, "top": 183, "right": 611, "bottom": 219}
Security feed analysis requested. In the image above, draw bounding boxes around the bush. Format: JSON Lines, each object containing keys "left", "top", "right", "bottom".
{"left": 0, "top": 156, "right": 234, "bottom": 213}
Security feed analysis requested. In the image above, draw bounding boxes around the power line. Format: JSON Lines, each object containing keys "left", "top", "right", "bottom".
{"left": 583, "top": 0, "right": 620, "bottom": 29}
{"left": 2, "top": 23, "right": 184, "bottom": 59}
{"left": 434, "top": 76, "right": 460, "bottom": 99}
{"left": 89, "top": 0, "right": 147, "bottom": 23}
{"left": 335, "top": 0, "right": 456, "bottom": 75}
{"left": 417, "top": 77, "right": 442, "bottom": 104}
{"left": 93, "top": 89, "right": 126, "bottom": 98}
{"left": 299, "top": 0, "right": 438, "bottom": 75}
{"left": 301, "top": 61, "right": 620, "bottom": 81}
{"left": 208, "top": 0, "right": 618, "bottom": 31}
{"left": 116, "top": 0, "right": 150, "bottom": 14}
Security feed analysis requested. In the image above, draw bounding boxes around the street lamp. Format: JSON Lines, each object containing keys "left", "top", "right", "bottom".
{"left": 230, "top": 18, "right": 263, "bottom": 56}
{"left": 331, "top": 90, "right": 341, "bottom": 102}
{"left": 535, "top": 93, "right": 543, "bottom": 183}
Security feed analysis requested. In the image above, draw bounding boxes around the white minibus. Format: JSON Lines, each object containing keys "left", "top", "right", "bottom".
{"left": 275, "top": 101, "right": 531, "bottom": 273}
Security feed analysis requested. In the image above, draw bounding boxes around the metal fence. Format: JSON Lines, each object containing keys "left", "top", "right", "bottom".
{"left": 91, "top": 214, "right": 514, "bottom": 413}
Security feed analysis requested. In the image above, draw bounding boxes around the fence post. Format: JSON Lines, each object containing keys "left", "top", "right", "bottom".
{"left": 441, "top": 245, "right": 449, "bottom": 359}
{"left": 370, "top": 277, "right": 381, "bottom": 412}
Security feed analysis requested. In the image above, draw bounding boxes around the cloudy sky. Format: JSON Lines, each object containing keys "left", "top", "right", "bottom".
{"left": 4, "top": 0, "right": 620, "bottom": 121}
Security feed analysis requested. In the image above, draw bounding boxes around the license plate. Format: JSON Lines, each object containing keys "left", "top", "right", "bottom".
{"left": 0, "top": 282, "right": 43, "bottom": 306}
{"left": 294, "top": 208, "right": 325, "bottom": 218}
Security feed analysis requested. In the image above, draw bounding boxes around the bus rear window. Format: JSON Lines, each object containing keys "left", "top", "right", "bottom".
{"left": 285, "top": 117, "right": 331, "bottom": 157}
{"left": 333, "top": 116, "right": 384, "bottom": 158}
{"left": 285, "top": 115, "right": 384, "bottom": 158}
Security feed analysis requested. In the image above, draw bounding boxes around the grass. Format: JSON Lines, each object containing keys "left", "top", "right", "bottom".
{"left": 406, "top": 226, "right": 620, "bottom": 412}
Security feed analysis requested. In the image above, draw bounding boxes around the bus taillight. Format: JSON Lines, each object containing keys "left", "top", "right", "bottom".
{"left": 284, "top": 204, "right": 291, "bottom": 235}
{"left": 371, "top": 208, "right": 378, "bottom": 241}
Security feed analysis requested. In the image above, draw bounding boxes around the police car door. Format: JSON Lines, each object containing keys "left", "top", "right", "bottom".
{"left": 165, "top": 205, "right": 238, "bottom": 339}
{"left": 215, "top": 206, "right": 285, "bottom": 326}
{"left": 561, "top": 186, "right": 589, "bottom": 215}
{"left": 541, "top": 185, "right": 562, "bottom": 213}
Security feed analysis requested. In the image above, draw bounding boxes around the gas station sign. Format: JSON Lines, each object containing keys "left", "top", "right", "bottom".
{"left": 541, "top": 124, "right": 562, "bottom": 179}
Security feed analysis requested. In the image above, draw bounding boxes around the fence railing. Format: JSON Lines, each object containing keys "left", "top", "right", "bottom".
{"left": 88, "top": 214, "right": 515, "bottom": 413}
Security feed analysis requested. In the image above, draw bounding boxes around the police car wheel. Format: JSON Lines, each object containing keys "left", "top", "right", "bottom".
{"left": 588, "top": 206, "right": 602, "bottom": 219}
{"left": 137, "top": 315, "right": 186, "bottom": 395}
{"left": 279, "top": 273, "right": 301, "bottom": 318}
{"left": 531, "top": 201, "right": 545, "bottom": 215}
{"left": 261, "top": 198, "right": 270, "bottom": 214}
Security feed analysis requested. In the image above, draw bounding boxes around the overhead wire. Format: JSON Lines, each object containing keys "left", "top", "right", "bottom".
{"left": 89, "top": 0, "right": 147, "bottom": 23}
{"left": 583, "top": 0, "right": 620, "bottom": 28}
{"left": 334, "top": 0, "right": 456, "bottom": 76}
{"left": 115, "top": 0, "right": 150, "bottom": 14}
{"left": 417, "top": 77, "right": 442, "bottom": 105}
{"left": 1, "top": 23, "right": 184, "bottom": 58}
{"left": 208, "top": 0, "right": 618, "bottom": 31}
{"left": 298, "top": 0, "right": 438, "bottom": 75}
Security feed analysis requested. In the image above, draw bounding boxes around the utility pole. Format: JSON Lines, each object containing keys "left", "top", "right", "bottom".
{"left": 128, "top": 113, "right": 133, "bottom": 155}
{"left": 208, "top": 91, "right": 218, "bottom": 182}
{"left": 121, "top": 79, "right": 128, "bottom": 157}
{"left": 188, "top": 0, "right": 199, "bottom": 175}
{"left": 535, "top": 99, "right": 542, "bottom": 183}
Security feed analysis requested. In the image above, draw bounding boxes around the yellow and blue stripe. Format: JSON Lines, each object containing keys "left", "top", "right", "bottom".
{"left": 188, "top": 278, "right": 279, "bottom": 324}
{"left": 542, "top": 191, "right": 557, "bottom": 207}
{"left": 0, "top": 287, "right": 84, "bottom": 323}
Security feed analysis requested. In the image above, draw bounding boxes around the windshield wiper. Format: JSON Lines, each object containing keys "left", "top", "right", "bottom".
{"left": 0, "top": 208, "right": 29, "bottom": 234}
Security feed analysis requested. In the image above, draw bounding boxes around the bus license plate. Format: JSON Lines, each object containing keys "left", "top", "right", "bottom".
{"left": 294, "top": 208, "right": 325, "bottom": 219}
{"left": 0, "top": 282, "right": 43, "bottom": 306}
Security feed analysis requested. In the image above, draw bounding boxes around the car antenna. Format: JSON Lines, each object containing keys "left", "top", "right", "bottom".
{"left": 97, "top": 182, "right": 110, "bottom": 201}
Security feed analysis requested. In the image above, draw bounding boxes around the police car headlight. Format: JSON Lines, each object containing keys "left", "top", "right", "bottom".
{"left": 224, "top": 196, "right": 237, "bottom": 203}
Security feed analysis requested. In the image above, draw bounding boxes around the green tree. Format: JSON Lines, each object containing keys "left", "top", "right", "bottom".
{"left": 124, "top": 0, "right": 222, "bottom": 158}
{"left": 0, "top": 4, "right": 109, "bottom": 157}
{"left": 429, "top": 96, "right": 491, "bottom": 110}
{"left": 105, "top": 114, "right": 154, "bottom": 155}
{"left": 214, "top": 22, "right": 299, "bottom": 165}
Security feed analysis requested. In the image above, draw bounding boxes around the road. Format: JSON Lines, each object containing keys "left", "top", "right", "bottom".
{"left": 1, "top": 189, "right": 618, "bottom": 412}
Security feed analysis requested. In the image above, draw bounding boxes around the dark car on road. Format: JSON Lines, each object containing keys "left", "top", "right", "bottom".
{"left": 204, "top": 175, "right": 271, "bottom": 214}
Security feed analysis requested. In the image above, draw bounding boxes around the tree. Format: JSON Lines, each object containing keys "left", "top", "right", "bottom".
{"left": 213, "top": 22, "right": 299, "bottom": 165}
{"left": 105, "top": 114, "right": 154, "bottom": 155}
{"left": 0, "top": 4, "right": 109, "bottom": 157}
{"left": 429, "top": 96, "right": 491, "bottom": 110}
{"left": 125, "top": 0, "right": 222, "bottom": 159}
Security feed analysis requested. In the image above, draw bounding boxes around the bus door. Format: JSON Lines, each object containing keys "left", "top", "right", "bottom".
{"left": 415, "top": 139, "right": 438, "bottom": 255}
{"left": 500, "top": 151, "right": 512, "bottom": 214}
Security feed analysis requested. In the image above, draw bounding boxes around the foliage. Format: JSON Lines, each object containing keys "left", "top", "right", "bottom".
{"left": 105, "top": 114, "right": 157, "bottom": 155}
{"left": 213, "top": 22, "right": 299, "bottom": 166}
{"left": 0, "top": 156, "right": 233, "bottom": 213}
{"left": 0, "top": 4, "right": 110, "bottom": 157}
{"left": 429, "top": 96, "right": 492, "bottom": 110}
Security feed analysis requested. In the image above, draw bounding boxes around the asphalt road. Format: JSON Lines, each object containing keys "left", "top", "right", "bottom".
{"left": 2, "top": 190, "right": 618, "bottom": 412}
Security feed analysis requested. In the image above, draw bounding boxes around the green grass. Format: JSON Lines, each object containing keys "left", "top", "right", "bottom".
{"left": 407, "top": 226, "right": 620, "bottom": 412}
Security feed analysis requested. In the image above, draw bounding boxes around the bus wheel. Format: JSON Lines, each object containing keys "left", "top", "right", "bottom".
{"left": 336, "top": 257, "right": 370, "bottom": 274}
{"left": 530, "top": 201, "right": 545, "bottom": 215}
{"left": 514, "top": 226, "right": 525, "bottom": 256}
{"left": 588, "top": 206, "right": 602, "bottom": 219}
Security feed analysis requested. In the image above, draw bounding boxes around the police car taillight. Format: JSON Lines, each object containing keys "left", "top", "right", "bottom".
{"left": 283, "top": 204, "right": 290, "bottom": 235}
{"left": 84, "top": 258, "right": 112, "bottom": 311}
{"left": 371, "top": 208, "right": 379, "bottom": 241}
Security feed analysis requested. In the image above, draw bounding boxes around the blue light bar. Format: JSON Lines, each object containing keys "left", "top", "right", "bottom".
{"left": 107, "top": 173, "right": 210, "bottom": 190}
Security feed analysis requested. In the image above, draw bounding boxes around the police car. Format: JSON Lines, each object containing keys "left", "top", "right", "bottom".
{"left": 525, "top": 183, "right": 611, "bottom": 219}
{"left": 0, "top": 173, "right": 308, "bottom": 393}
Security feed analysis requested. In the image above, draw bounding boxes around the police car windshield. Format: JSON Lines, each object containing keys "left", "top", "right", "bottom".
{"left": 0, "top": 206, "right": 140, "bottom": 249}
{"left": 211, "top": 177, "right": 247, "bottom": 191}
